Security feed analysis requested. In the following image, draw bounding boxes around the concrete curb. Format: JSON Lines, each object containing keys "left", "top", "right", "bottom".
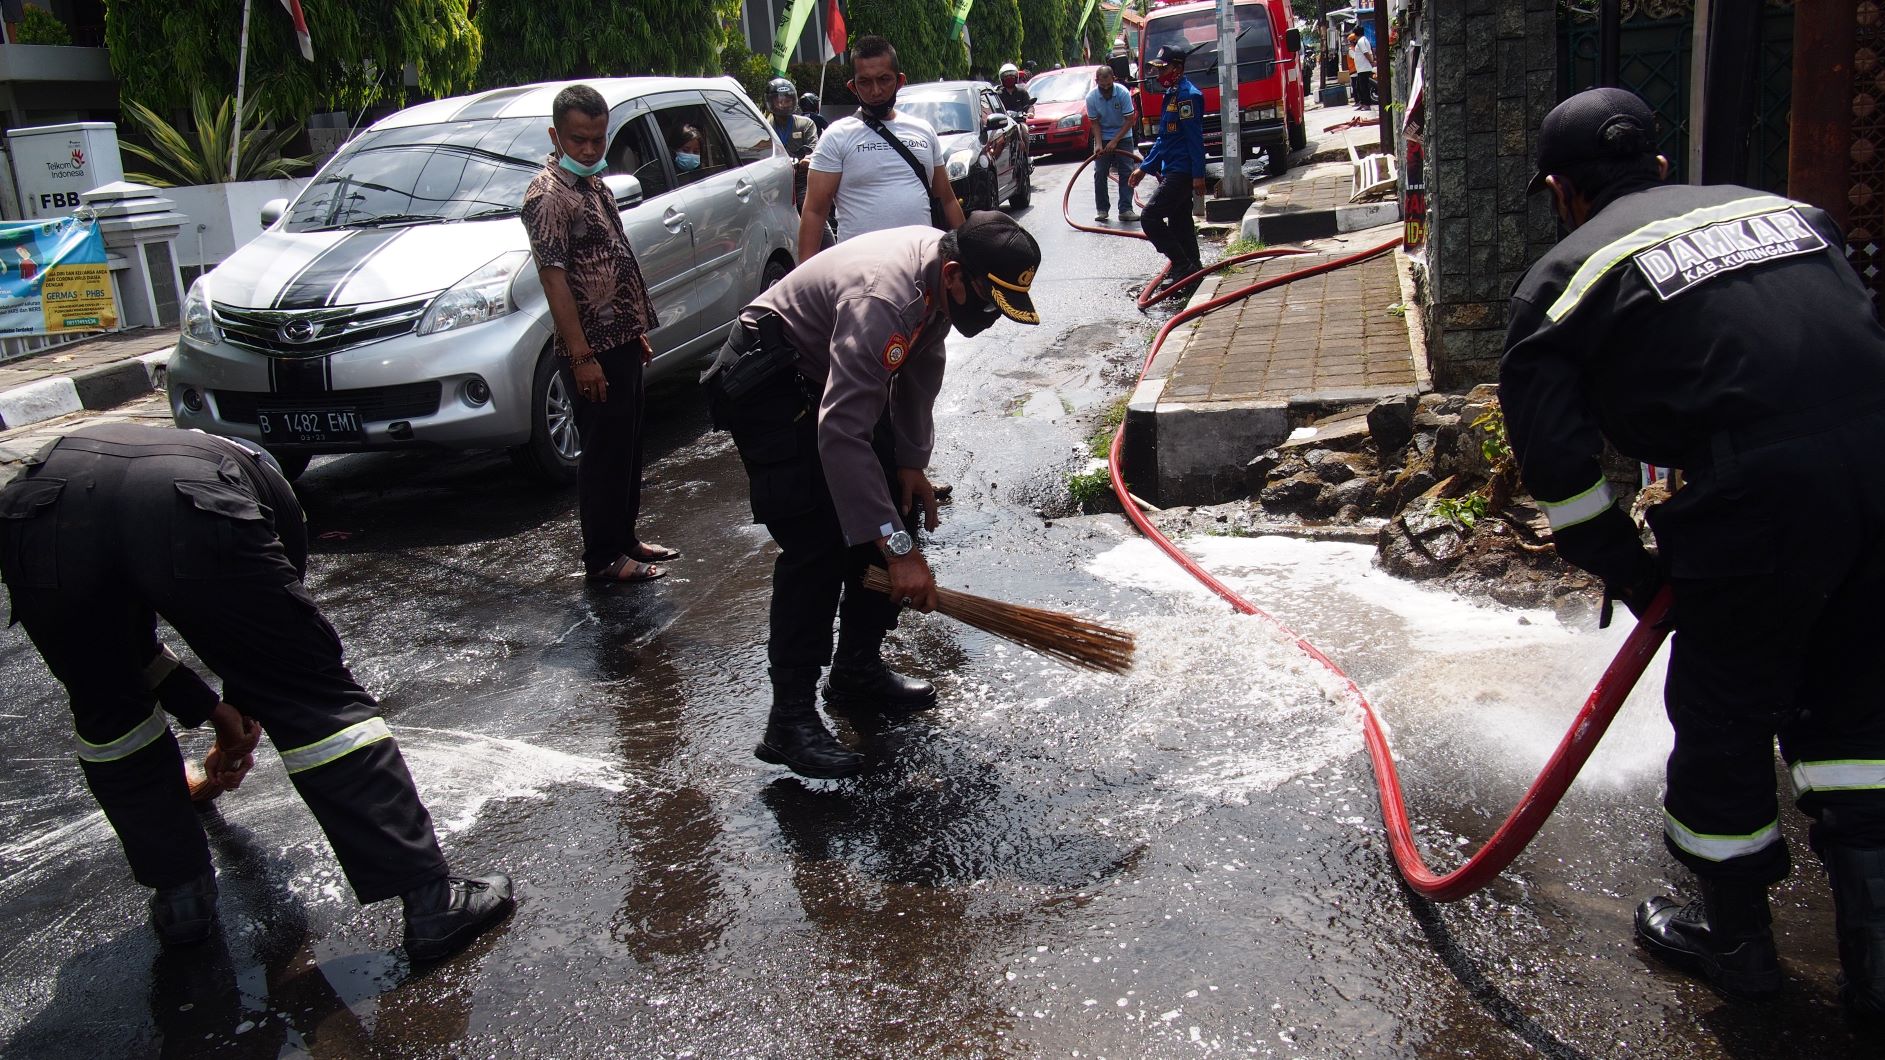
{"left": 0, "top": 345, "right": 170, "bottom": 431}
{"left": 1242, "top": 198, "right": 1401, "bottom": 244}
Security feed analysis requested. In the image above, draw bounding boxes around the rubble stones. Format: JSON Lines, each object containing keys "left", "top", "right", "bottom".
{"left": 1366, "top": 394, "right": 1417, "bottom": 459}
{"left": 1260, "top": 470, "right": 1324, "bottom": 513}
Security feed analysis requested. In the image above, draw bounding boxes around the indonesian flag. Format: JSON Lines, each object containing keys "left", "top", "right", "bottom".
{"left": 279, "top": 0, "right": 313, "bottom": 62}
{"left": 825, "top": 0, "right": 846, "bottom": 60}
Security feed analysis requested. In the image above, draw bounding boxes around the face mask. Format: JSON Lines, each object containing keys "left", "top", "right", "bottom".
{"left": 1157, "top": 68, "right": 1182, "bottom": 90}
{"left": 859, "top": 89, "right": 898, "bottom": 121}
{"left": 948, "top": 281, "right": 1001, "bottom": 337}
{"left": 675, "top": 152, "right": 700, "bottom": 172}
{"left": 558, "top": 152, "right": 607, "bottom": 178}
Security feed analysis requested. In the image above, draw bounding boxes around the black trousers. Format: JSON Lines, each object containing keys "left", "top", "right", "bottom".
{"left": 573, "top": 343, "right": 648, "bottom": 574}
{"left": 710, "top": 370, "right": 902, "bottom": 669}
{"left": 0, "top": 425, "right": 447, "bottom": 903}
{"left": 1140, "top": 172, "right": 1200, "bottom": 273}
{"left": 1650, "top": 420, "right": 1885, "bottom": 885}
{"left": 1353, "top": 71, "right": 1375, "bottom": 107}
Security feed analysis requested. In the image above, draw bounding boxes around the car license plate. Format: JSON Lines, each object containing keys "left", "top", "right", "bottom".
{"left": 258, "top": 408, "right": 364, "bottom": 444}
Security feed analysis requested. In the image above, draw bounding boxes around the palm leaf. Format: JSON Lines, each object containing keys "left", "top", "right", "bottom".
{"left": 120, "top": 91, "right": 312, "bottom": 186}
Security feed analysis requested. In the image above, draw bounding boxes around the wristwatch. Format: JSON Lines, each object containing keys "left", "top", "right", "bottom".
{"left": 883, "top": 530, "right": 914, "bottom": 557}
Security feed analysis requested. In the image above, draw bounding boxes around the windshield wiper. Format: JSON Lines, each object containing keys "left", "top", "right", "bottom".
{"left": 461, "top": 207, "right": 521, "bottom": 221}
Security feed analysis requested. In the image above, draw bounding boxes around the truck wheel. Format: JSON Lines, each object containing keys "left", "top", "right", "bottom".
{"left": 1265, "top": 145, "right": 1290, "bottom": 178}
{"left": 1288, "top": 118, "right": 1306, "bottom": 152}
{"left": 510, "top": 350, "right": 582, "bottom": 484}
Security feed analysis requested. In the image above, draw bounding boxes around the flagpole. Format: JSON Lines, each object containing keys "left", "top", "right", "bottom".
{"left": 230, "top": 0, "right": 252, "bottom": 178}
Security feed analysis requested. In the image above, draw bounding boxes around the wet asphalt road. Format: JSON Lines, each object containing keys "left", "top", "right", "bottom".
{"left": 1, "top": 160, "right": 1875, "bottom": 1058}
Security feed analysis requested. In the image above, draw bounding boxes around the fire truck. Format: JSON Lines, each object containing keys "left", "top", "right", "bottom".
{"left": 1130, "top": 0, "right": 1306, "bottom": 177}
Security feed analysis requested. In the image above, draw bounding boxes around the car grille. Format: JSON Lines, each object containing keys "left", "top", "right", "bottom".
{"left": 213, "top": 382, "right": 443, "bottom": 425}
{"left": 213, "top": 296, "right": 432, "bottom": 358}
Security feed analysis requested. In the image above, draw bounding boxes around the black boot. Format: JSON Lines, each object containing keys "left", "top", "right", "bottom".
{"left": 1634, "top": 879, "right": 1781, "bottom": 999}
{"left": 402, "top": 874, "right": 515, "bottom": 963}
{"left": 1821, "top": 845, "right": 1885, "bottom": 1025}
{"left": 826, "top": 633, "right": 937, "bottom": 715}
{"left": 755, "top": 666, "right": 864, "bottom": 779}
{"left": 150, "top": 870, "right": 218, "bottom": 946}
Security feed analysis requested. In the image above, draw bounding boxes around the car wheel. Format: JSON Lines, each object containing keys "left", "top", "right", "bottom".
{"left": 762, "top": 255, "right": 790, "bottom": 291}
{"left": 268, "top": 450, "right": 311, "bottom": 481}
{"left": 511, "top": 350, "right": 581, "bottom": 484}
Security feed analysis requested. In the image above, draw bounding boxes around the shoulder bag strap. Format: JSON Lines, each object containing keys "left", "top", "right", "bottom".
{"left": 857, "top": 111, "right": 934, "bottom": 196}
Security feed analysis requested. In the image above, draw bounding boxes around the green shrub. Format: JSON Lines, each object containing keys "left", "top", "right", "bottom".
{"left": 18, "top": 4, "right": 71, "bottom": 46}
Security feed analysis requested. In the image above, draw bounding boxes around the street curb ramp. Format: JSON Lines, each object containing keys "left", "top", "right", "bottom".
{"left": 0, "top": 349, "right": 169, "bottom": 431}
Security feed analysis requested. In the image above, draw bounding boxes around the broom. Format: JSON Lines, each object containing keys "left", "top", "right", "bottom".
{"left": 863, "top": 567, "right": 1135, "bottom": 674}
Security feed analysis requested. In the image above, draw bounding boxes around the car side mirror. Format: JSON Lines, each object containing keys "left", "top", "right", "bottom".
{"left": 603, "top": 173, "right": 644, "bottom": 208}
{"left": 985, "top": 113, "right": 1012, "bottom": 133}
{"left": 1286, "top": 28, "right": 1302, "bottom": 53}
{"left": 259, "top": 198, "right": 287, "bottom": 228}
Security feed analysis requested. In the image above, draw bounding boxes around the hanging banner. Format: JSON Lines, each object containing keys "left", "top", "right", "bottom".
{"left": 948, "top": 0, "right": 976, "bottom": 58}
{"left": 770, "top": 0, "right": 820, "bottom": 76}
{"left": 1072, "top": 0, "right": 1101, "bottom": 59}
{"left": 0, "top": 216, "right": 118, "bottom": 337}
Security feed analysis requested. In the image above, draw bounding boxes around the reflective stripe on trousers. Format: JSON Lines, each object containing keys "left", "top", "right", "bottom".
{"left": 1792, "top": 759, "right": 1885, "bottom": 794}
{"left": 75, "top": 706, "right": 169, "bottom": 763}
{"left": 277, "top": 718, "right": 392, "bottom": 775}
{"left": 1664, "top": 810, "right": 1782, "bottom": 862}
{"left": 1537, "top": 478, "right": 1614, "bottom": 531}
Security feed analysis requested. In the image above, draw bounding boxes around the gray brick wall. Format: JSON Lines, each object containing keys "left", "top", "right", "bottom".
{"left": 1413, "top": 0, "right": 1561, "bottom": 389}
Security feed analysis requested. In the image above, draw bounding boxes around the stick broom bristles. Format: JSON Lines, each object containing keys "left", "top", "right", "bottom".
{"left": 863, "top": 568, "right": 1134, "bottom": 674}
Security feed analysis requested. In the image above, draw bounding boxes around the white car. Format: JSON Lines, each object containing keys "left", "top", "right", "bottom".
{"left": 169, "top": 77, "right": 798, "bottom": 482}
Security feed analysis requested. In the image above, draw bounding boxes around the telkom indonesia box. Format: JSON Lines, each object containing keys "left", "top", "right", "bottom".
{"left": 6, "top": 122, "right": 124, "bottom": 219}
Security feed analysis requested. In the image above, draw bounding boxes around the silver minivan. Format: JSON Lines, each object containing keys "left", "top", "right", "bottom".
{"left": 168, "top": 77, "right": 798, "bottom": 482}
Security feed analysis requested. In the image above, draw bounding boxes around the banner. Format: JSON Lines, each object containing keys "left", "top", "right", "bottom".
{"left": 1072, "top": 0, "right": 1100, "bottom": 58}
{"left": 947, "top": 0, "right": 976, "bottom": 59}
{"left": 770, "top": 0, "right": 820, "bottom": 76}
{"left": 0, "top": 216, "right": 118, "bottom": 337}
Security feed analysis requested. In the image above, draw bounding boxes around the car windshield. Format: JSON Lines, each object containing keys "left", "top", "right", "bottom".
{"left": 1026, "top": 71, "right": 1095, "bottom": 103}
{"left": 898, "top": 96, "right": 975, "bottom": 135}
{"left": 1143, "top": 5, "right": 1276, "bottom": 78}
{"left": 284, "top": 116, "right": 548, "bottom": 233}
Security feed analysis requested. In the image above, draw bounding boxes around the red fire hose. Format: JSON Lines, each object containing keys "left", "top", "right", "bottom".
{"left": 1061, "top": 157, "right": 1676, "bottom": 900}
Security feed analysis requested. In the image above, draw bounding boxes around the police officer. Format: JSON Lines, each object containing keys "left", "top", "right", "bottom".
{"left": 1500, "top": 88, "right": 1885, "bottom": 1018}
{"left": 703, "top": 212, "right": 1043, "bottom": 779}
{"left": 1130, "top": 44, "right": 1207, "bottom": 293}
{"left": 0, "top": 424, "right": 513, "bottom": 962}
{"left": 996, "top": 63, "right": 1032, "bottom": 114}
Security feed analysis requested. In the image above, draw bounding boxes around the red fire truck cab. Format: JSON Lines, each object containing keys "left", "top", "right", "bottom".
{"left": 1136, "top": 0, "right": 1305, "bottom": 177}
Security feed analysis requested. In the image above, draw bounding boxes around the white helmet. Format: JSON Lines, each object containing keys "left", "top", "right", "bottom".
{"left": 999, "top": 63, "right": 1018, "bottom": 78}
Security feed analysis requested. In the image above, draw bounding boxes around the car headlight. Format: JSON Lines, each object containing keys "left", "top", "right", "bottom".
{"left": 1056, "top": 113, "right": 1082, "bottom": 129}
{"left": 946, "top": 150, "right": 974, "bottom": 182}
{"left": 182, "top": 277, "right": 219, "bottom": 346}
{"left": 1243, "top": 105, "right": 1281, "bottom": 122}
{"left": 416, "top": 250, "right": 530, "bottom": 336}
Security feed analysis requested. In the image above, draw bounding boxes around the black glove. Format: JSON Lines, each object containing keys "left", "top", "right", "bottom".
{"left": 1599, "top": 550, "right": 1666, "bottom": 629}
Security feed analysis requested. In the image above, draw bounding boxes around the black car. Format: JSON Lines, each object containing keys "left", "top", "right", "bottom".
{"left": 897, "top": 81, "right": 1032, "bottom": 213}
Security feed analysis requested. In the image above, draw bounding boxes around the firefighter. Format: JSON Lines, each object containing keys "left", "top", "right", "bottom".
{"left": 1499, "top": 87, "right": 1885, "bottom": 1019}
{"left": 0, "top": 424, "right": 513, "bottom": 962}
{"left": 1129, "top": 44, "right": 1207, "bottom": 294}
{"left": 701, "top": 212, "right": 1042, "bottom": 780}
{"left": 996, "top": 63, "right": 1032, "bottom": 114}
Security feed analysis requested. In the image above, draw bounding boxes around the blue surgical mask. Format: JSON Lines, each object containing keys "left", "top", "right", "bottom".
{"left": 675, "top": 152, "right": 701, "bottom": 172}
{"left": 558, "top": 152, "right": 608, "bottom": 178}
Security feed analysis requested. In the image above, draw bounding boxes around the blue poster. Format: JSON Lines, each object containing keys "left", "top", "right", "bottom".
{"left": 0, "top": 215, "right": 118, "bottom": 337}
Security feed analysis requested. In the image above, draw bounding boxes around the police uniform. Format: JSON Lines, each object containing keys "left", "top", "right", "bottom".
{"left": 705, "top": 214, "right": 1041, "bottom": 780}
{"left": 1501, "top": 88, "right": 1885, "bottom": 1010}
{"left": 0, "top": 425, "right": 451, "bottom": 909}
{"left": 1137, "top": 68, "right": 1207, "bottom": 282}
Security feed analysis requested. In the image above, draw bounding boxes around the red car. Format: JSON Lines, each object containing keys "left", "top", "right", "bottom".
{"left": 1021, "top": 66, "right": 1107, "bottom": 157}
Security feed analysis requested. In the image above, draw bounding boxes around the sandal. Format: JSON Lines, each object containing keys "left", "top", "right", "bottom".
{"left": 629, "top": 542, "right": 682, "bottom": 563}
{"left": 588, "top": 555, "right": 666, "bottom": 583}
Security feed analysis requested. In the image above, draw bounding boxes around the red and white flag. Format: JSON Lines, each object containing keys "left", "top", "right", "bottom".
{"left": 824, "top": 0, "right": 846, "bottom": 60}
{"left": 279, "top": 0, "right": 313, "bottom": 62}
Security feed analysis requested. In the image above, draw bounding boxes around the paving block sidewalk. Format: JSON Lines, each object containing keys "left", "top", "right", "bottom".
{"left": 0, "top": 328, "right": 176, "bottom": 431}
{"left": 1126, "top": 223, "right": 1423, "bottom": 506}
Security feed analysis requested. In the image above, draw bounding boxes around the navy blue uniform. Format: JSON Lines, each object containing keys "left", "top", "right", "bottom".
{"left": 1137, "top": 75, "right": 1208, "bottom": 278}
{"left": 1500, "top": 183, "right": 1885, "bottom": 886}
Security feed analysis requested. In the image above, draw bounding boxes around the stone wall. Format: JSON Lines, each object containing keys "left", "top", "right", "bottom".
{"left": 1411, "top": 0, "right": 1562, "bottom": 389}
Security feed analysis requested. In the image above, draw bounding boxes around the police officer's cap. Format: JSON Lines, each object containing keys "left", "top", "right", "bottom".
{"left": 957, "top": 211, "right": 1043, "bottom": 326}
{"left": 1527, "top": 87, "right": 1659, "bottom": 195}
{"left": 1148, "top": 44, "right": 1190, "bottom": 69}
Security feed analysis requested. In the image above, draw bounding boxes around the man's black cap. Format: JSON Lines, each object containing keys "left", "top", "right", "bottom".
{"left": 1528, "top": 87, "right": 1659, "bottom": 195}
{"left": 958, "top": 210, "right": 1041, "bottom": 325}
{"left": 1148, "top": 44, "right": 1190, "bottom": 69}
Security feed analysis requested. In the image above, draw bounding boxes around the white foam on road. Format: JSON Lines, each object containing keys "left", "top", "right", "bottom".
{"left": 394, "top": 726, "right": 636, "bottom": 835}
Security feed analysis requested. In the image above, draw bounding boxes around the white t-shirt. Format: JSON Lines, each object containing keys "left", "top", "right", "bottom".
{"left": 1352, "top": 35, "right": 1375, "bottom": 74}
{"left": 808, "top": 112, "right": 942, "bottom": 244}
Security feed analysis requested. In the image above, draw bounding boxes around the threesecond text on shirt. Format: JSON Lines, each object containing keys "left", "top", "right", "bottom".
{"left": 1632, "top": 207, "right": 1827, "bottom": 302}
